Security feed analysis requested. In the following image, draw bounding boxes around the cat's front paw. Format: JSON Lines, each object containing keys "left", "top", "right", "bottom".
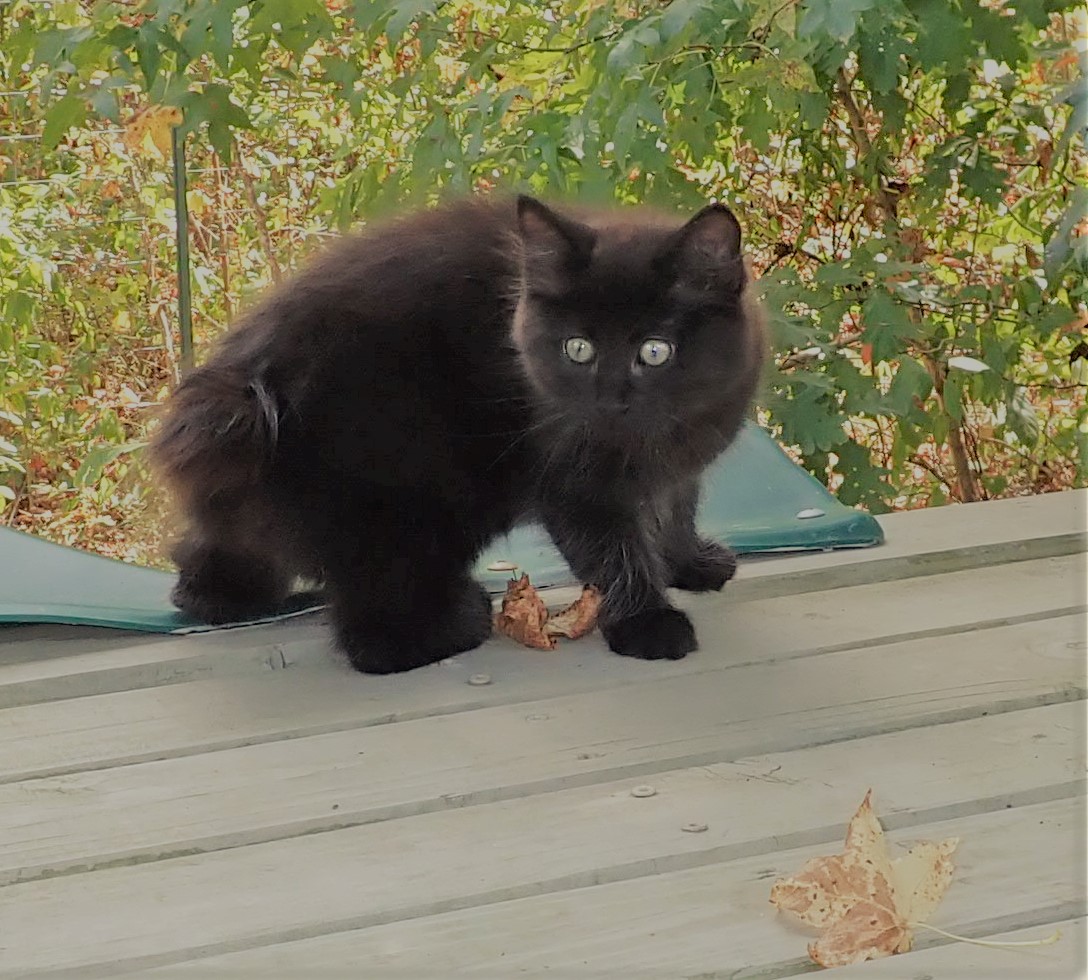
{"left": 602, "top": 607, "right": 696, "bottom": 661}
{"left": 670, "top": 539, "right": 737, "bottom": 593}
{"left": 334, "top": 579, "right": 493, "bottom": 675}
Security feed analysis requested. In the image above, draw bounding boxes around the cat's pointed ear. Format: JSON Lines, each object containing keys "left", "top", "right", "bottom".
{"left": 659, "top": 203, "right": 746, "bottom": 294}
{"left": 516, "top": 195, "right": 596, "bottom": 293}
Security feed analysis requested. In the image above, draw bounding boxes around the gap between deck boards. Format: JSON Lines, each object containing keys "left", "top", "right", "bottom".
{"left": 2, "top": 490, "right": 1085, "bottom": 708}
{"left": 3, "top": 599, "right": 1081, "bottom": 785}
{"left": 3, "top": 690, "right": 1082, "bottom": 886}
{"left": 16, "top": 796, "right": 1083, "bottom": 978}
{"left": 2, "top": 552, "right": 1082, "bottom": 769}
{"left": 708, "top": 905, "right": 1087, "bottom": 980}
{"left": 1, "top": 610, "right": 1083, "bottom": 887}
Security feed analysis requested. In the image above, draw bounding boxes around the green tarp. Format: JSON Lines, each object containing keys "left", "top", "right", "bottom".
{"left": 0, "top": 423, "right": 882, "bottom": 633}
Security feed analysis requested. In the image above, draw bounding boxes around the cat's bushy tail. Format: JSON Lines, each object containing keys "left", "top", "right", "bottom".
{"left": 149, "top": 361, "right": 278, "bottom": 513}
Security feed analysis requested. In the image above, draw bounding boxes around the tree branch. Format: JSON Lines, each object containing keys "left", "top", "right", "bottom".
{"left": 233, "top": 140, "right": 283, "bottom": 284}
{"left": 834, "top": 67, "right": 900, "bottom": 222}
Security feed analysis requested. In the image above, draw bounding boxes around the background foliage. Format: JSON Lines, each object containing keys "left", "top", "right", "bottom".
{"left": 1, "top": 0, "right": 1085, "bottom": 564}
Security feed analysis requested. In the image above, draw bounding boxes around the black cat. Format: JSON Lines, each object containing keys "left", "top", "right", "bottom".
{"left": 150, "top": 194, "right": 766, "bottom": 673}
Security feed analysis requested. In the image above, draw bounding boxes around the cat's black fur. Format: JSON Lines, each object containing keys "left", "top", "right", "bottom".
{"left": 150, "top": 194, "right": 766, "bottom": 673}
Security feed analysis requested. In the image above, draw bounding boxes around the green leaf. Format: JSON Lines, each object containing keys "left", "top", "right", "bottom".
{"left": 1006, "top": 386, "right": 1041, "bottom": 446}
{"left": 322, "top": 55, "right": 363, "bottom": 111}
{"left": 607, "top": 33, "right": 642, "bottom": 73}
{"left": 42, "top": 95, "right": 87, "bottom": 149}
{"left": 353, "top": 0, "right": 383, "bottom": 30}
{"left": 181, "top": 84, "right": 250, "bottom": 159}
{"left": 610, "top": 102, "right": 639, "bottom": 165}
{"left": 943, "top": 373, "right": 964, "bottom": 422}
{"left": 969, "top": 2, "right": 1025, "bottom": 64}
{"left": 777, "top": 59, "right": 819, "bottom": 92}
{"left": 75, "top": 440, "right": 147, "bottom": 488}
{"left": 1058, "top": 82, "right": 1088, "bottom": 157}
{"left": 737, "top": 98, "right": 776, "bottom": 153}
{"left": 181, "top": 0, "right": 243, "bottom": 69}
{"left": 1045, "top": 187, "right": 1088, "bottom": 279}
{"left": 862, "top": 289, "right": 918, "bottom": 363}
{"left": 384, "top": 0, "right": 439, "bottom": 46}
{"left": 134, "top": 21, "right": 164, "bottom": 87}
{"left": 799, "top": 0, "right": 878, "bottom": 43}
{"left": 912, "top": 0, "right": 973, "bottom": 70}
{"left": 857, "top": 25, "right": 909, "bottom": 94}
{"left": 87, "top": 76, "right": 128, "bottom": 122}
{"left": 776, "top": 386, "right": 849, "bottom": 454}
{"left": 833, "top": 439, "right": 891, "bottom": 511}
{"left": 887, "top": 356, "right": 933, "bottom": 417}
{"left": 814, "top": 261, "right": 868, "bottom": 288}
{"left": 959, "top": 151, "right": 1006, "bottom": 204}
{"left": 1077, "top": 423, "right": 1088, "bottom": 483}
{"left": 33, "top": 26, "right": 93, "bottom": 66}
{"left": 659, "top": 0, "right": 711, "bottom": 40}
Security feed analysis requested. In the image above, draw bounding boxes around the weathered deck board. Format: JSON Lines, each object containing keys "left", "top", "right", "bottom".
{"left": 1, "top": 553, "right": 1081, "bottom": 779}
{"left": 16, "top": 799, "right": 1080, "bottom": 978}
{"left": 1, "top": 490, "right": 1083, "bottom": 978}
{"left": 843, "top": 918, "right": 1085, "bottom": 979}
{"left": 1, "top": 489, "right": 1083, "bottom": 710}
{"left": 727, "top": 486, "right": 1085, "bottom": 598}
{"left": 134, "top": 811, "right": 1085, "bottom": 979}
{"left": 1, "top": 621, "right": 1082, "bottom": 886}
{"left": 1, "top": 703, "right": 1081, "bottom": 975}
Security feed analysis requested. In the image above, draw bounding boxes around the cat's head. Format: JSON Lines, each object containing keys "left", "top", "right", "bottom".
{"left": 511, "top": 195, "right": 762, "bottom": 447}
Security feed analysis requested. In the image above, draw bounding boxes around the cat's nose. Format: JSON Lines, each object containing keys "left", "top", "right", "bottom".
{"left": 597, "top": 402, "right": 631, "bottom": 418}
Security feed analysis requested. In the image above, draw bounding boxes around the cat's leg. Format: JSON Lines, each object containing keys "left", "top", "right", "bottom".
{"left": 658, "top": 478, "right": 737, "bottom": 593}
{"left": 171, "top": 533, "right": 293, "bottom": 624}
{"left": 320, "top": 498, "right": 494, "bottom": 674}
{"left": 541, "top": 498, "right": 696, "bottom": 661}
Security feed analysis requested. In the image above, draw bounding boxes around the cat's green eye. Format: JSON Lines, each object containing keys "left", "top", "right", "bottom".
{"left": 638, "top": 338, "right": 674, "bottom": 367}
{"left": 564, "top": 337, "right": 596, "bottom": 364}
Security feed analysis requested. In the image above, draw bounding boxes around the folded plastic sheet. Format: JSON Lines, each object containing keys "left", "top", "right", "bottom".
{"left": 0, "top": 423, "right": 882, "bottom": 633}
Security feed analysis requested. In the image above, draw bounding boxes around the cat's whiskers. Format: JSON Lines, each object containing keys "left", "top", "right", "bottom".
{"left": 485, "top": 410, "right": 569, "bottom": 472}
{"left": 534, "top": 418, "right": 586, "bottom": 491}
{"left": 666, "top": 410, "right": 730, "bottom": 452}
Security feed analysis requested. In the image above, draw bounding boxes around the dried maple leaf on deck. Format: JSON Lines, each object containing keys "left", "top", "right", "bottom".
{"left": 544, "top": 585, "right": 602, "bottom": 639}
{"left": 493, "top": 574, "right": 555, "bottom": 650}
{"left": 493, "top": 577, "right": 602, "bottom": 650}
{"left": 769, "top": 790, "right": 958, "bottom": 968}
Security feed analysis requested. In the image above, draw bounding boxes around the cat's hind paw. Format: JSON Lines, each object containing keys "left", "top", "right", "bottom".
{"left": 669, "top": 539, "right": 737, "bottom": 593}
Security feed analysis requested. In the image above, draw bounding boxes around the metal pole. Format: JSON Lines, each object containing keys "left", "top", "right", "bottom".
{"left": 171, "top": 124, "right": 194, "bottom": 372}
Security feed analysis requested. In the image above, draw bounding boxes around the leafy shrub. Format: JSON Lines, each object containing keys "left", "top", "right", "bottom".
{"left": 1, "top": 0, "right": 1084, "bottom": 558}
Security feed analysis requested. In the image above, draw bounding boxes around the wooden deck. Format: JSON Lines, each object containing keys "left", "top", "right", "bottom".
{"left": 1, "top": 490, "right": 1085, "bottom": 978}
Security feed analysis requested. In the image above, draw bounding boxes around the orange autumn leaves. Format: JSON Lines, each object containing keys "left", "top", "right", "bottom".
{"left": 770, "top": 790, "right": 958, "bottom": 968}
{"left": 493, "top": 575, "right": 601, "bottom": 650}
{"left": 122, "top": 105, "right": 183, "bottom": 160}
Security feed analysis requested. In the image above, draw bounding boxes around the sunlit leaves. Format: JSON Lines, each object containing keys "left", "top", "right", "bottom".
{"left": 800, "top": 0, "right": 880, "bottom": 44}
{"left": 886, "top": 357, "right": 934, "bottom": 418}
{"left": 374, "top": 0, "right": 441, "bottom": 46}
{"left": 862, "top": 291, "right": 920, "bottom": 364}
{"left": 912, "top": 0, "right": 974, "bottom": 70}
{"left": 41, "top": 94, "right": 87, "bottom": 148}
{"left": 1, "top": 0, "right": 1084, "bottom": 524}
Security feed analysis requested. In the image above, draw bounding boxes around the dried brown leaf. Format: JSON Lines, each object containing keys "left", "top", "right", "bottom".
{"left": 769, "top": 790, "right": 958, "bottom": 968}
{"left": 493, "top": 574, "right": 554, "bottom": 650}
{"left": 544, "top": 585, "right": 601, "bottom": 639}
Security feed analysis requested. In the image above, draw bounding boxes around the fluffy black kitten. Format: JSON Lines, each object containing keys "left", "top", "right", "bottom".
{"left": 150, "top": 194, "right": 765, "bottom": 673}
